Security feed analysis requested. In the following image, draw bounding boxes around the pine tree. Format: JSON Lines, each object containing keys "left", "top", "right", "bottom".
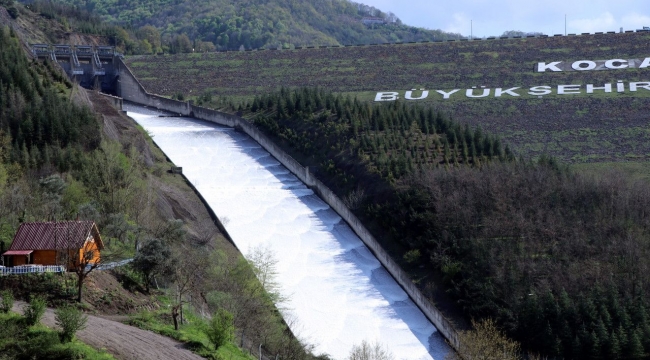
{"left": 607, "top": 331, "right": 622, "bottom": 360}
{"left": 627, "top": 329, "right": 644, "bottom": 358}
{"left": 617, "top": 325, "right": 629, "bottom": 352}
{"left": 442, "top": 139, "right": 450, "bottom": 165}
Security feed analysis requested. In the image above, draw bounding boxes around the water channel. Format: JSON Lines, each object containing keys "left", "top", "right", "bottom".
{"left": 125, "top": 104, "right": 450, "bottom": 360}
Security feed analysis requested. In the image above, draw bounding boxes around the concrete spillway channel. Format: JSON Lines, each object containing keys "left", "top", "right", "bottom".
{"left": 126, "top": 104, "right": 450, "bottom": 360}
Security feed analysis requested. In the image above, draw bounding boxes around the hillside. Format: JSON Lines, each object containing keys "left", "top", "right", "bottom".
{"left": 37, "top": 0, "right": 461, "bottom": 50}
{"left": 0, "top": 5, "right": 320, "bottom": 359}
{"left": 125, "top": 31, "right": 650, "bottom": 163}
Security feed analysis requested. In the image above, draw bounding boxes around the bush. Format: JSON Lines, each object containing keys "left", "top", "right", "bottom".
{"left": 54, "top": 305, "right": 88, "bottom": 343}
{"left": 23, "top": 295, "right": 46, "bottom": 326}
{"left": 347, "top": 340, "right": 394, "bottom": 360}
{"left": 21, "top": 329, "right": 61, "bottom": 358}
{"left": 7, "top": 6, "right": 18, "bottom": 19}
{"left": 0, "top": 290, "right": 13, "bottom": 313}
{"left": 402, "top": 249, "right": 421, "bottom": 264}
{"left": 204, "top": 308, "right": 233, "bottom": 350}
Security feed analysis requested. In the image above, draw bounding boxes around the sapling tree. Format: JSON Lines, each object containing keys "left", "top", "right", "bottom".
{"left": 55, "top": 305, "right": 88, "bottom": 343}
{"left": 204, "top": 308, "right": 234, "bottom": 350}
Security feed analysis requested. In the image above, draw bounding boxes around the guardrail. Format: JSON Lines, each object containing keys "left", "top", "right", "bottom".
{"left": 87, "top": 258, "right": 133, "bottom": 271}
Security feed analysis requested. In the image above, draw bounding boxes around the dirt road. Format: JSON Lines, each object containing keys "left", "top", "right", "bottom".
{"left": 12, "top": 301, "right": 203, "bottom": 360}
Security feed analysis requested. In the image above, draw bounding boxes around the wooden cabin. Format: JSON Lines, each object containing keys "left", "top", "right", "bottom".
{"left": 2, "top": 221, "right": 104, "bottom": 270}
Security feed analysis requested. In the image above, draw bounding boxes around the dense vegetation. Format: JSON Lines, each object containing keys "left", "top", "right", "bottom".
{"left": 242, "top": 87, "right": 650, "bottom": 359}
{"left": 35, "top": 0, "right": 461, "bottom": 50}
{"left": 0, "top": 25, "right": 100, "bottom": 205}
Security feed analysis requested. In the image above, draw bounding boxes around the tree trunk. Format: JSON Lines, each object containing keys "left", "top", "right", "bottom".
{"left": 172, "top": 304, "right": 180, "bottom": 330}
{"left": 77, "top": 272, "right": 85, "bottom": 302}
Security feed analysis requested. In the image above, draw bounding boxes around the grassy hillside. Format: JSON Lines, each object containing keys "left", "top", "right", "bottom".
{"left": 126, "top": 31, "right": 650, "bottom": 162}
{"left": 38, "top": 0, "right": 460, "bottom": 51}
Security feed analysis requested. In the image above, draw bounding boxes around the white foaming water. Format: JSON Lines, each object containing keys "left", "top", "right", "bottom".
{"left": 126, "top": 105, "right": 450, "bottom": 360}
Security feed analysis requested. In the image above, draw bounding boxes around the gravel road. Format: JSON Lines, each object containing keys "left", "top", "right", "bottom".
{"left": 12, "top": 301, "right": 203, "bottom": 360}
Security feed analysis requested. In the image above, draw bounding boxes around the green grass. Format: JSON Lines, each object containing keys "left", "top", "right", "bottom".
{"left": 128, "top": 308, "right": 254, "bottom": 360}
{"left": 0, "top": 312, "right": 115, "bottom": 359}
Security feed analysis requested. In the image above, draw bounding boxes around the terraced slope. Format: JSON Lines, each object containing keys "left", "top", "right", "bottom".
{"left": 125, "top": 32, "right": 650, "bottom": 162}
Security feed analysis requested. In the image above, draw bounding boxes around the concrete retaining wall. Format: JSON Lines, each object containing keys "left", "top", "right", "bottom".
{"left": 115, "top": 58, "right": 190, "bottom": 115}
{"left": 116, "top": 58, "right": 461, "bottom": 351}
{"left": 99, "top": 92, "right": 123, "bottom": 110}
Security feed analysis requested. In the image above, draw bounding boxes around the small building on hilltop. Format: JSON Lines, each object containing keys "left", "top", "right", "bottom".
{"left": 1, "top": 221, "right": 104, "bottom": 270}
{"left": 361, "top": 17, "right": 386, "bottom": 26}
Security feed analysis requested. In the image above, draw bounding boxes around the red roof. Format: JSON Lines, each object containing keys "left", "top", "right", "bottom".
{"left": 8, "top": 221, "right": 104, "bottom": 251}
{"left": 2, "top": 250, "right": 33, "bottom": 256}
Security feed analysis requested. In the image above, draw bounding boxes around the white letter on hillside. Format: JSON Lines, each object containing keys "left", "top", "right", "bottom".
{"left": 630, "top": 82, "right": 650, "bottom": 91}
{"left": 466, "top": 88, "right": 491, "bottom": 98}
{"left": 537, "top": 62, "right": 562, "bottom": 72}
{"left": 375, "top": 92, "right": 399, "bottom": 102}
{"left": 639, "top": 57, "right": 650, "bottom": 69}
{"left": 586, "top": 84, "right": 612, "bottom": 93}
{"left": 528, "top": 86, "right": 552, "bottom": 96}
{"left": 558, "top": 85, "right": 581, "bottom": 94}
{"left": 435, "top": 89, "right": 460, "bottom": 99}
{"left": 605, "top": 59, "right": 628, "bottom": 69}
{"left": 405, "top": 90, "right": 429, "bottom": 100}
{"left": 572, "top": 60, "right": 597, "bottom": 71}
{"left": 495, "top": 87, "right": 521, "bottom": 97}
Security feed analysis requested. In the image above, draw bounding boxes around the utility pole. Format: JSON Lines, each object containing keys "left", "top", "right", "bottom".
{"left": 565, "top": 14, "right": 567, "bottom": 35}
{"left": 471, "top": 20, "right": 473, "bottom": 40}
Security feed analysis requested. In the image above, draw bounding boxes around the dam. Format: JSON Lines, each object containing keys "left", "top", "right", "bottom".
{"left": 125, "top": 104, "right": 450, "bottom": 359}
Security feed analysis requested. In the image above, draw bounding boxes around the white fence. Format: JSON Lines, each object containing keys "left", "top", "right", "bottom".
{"left": 1, "top": 259, "right": 133, "bottom": 276}
{"left": 0, "top": 265, "right": 66, "bottom": 276}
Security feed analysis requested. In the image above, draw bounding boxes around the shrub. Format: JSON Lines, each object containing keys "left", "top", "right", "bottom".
{"left": 402, "top": 249, "right": 421, "bottom": 264}
{"left": 54, "top": 305, "right": 88, "bottom": 343}
{"left": 23, "top": 295, "right": 46, "bottom": 326}
{"left": 347, "top": 340, "right": 394, "bottom": 360}
{"left": 21, "top": 329, "right": 61, "bottom": 358}
{"left": 0, "top": 290, "right": 13, "bottom": 313}
{"left": 7, "top": 7, "right": 18, "bottom": 19}
{"left": 204, "top": 308, "right": 234, "bottom": 350}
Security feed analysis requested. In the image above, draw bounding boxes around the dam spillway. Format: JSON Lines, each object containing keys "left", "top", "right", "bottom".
{"left": 125, "top": 104, "right": 450, "bottom": 359}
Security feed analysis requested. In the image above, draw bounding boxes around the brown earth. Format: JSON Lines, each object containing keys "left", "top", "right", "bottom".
{"left": 0, "top": 4, "right": 107, "bottom": 49}
{"left": 12, "top": 300, "right": 203, "bottom": 360}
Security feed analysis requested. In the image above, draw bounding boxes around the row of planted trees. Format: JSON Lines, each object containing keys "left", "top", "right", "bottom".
{"left": 243, "top": 87, "right": 512, "bottom": 194}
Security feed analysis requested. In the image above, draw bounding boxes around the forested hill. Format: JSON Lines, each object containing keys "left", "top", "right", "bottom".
{"left": 37, "top": 0, "right": 461, "bottom": 50}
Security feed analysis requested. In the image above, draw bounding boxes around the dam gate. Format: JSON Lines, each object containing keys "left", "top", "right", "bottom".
{"left": 32, "top": 44, "right": 120, "bottom": 94}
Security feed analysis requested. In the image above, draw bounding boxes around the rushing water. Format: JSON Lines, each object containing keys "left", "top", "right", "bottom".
{"left": 126, "top": 104, "right": 450, "bottom": 360}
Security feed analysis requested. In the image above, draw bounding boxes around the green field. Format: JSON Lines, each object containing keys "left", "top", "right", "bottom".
{"left": 125, "top": 32, "right": 650, "bottom": 163}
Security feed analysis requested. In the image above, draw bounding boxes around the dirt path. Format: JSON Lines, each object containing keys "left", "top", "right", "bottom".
{"left": 12, "top": 301, "right": 203, "bottom": 360}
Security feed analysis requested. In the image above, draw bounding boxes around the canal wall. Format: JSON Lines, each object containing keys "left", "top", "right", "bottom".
{"left": 116, "top": 58, "right": 461, "bottom": 351}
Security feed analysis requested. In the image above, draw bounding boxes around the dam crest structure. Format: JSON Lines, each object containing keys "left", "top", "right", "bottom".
{"left": 32, "top": 44, "right": 120, "bottom": 94}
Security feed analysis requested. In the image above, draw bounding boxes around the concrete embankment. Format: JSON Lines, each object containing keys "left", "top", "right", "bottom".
{"left": 114, "top": 57, "right": 461, "bottom": 351}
